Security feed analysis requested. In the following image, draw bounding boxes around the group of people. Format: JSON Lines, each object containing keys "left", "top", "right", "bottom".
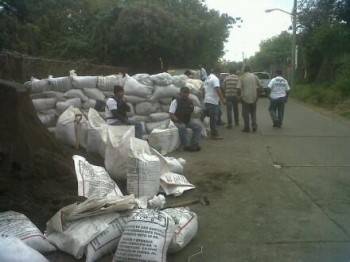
{"left": 104, "top": 65, "right": 290, "bottom": 153}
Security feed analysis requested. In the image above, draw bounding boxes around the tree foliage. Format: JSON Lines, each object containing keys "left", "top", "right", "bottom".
{"left": 0, "top": 0, "right": 234, "bottom": 73}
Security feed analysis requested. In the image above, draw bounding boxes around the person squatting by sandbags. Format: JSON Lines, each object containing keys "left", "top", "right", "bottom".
{"left": 105, "top": 85, "right": 143, "bottom": 139}
{"left": 169, "top": 86, "right": 202, "bottom": 152}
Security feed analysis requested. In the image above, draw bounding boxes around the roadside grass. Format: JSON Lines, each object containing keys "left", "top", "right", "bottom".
{"left": 291, "top": 84, "right": 350, "bottom": 121}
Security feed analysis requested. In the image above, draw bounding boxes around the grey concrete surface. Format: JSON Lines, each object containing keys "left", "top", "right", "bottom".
{"left": 167, "top": 98, "right": 350, "bottom": 262}
{"left": 46, "top": 98, "right": 350, "bottom": 261}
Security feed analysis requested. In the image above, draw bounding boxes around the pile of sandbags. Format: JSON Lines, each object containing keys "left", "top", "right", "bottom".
{"left": 26, "top": 71, "right": 204, "bottom": 143}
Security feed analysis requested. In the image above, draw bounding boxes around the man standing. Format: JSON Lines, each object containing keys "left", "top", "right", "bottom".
{"left": 105, "top": 85, "right": 143, "bottom": 139}
{"left": 169, "top": 86, "right": 202, "bottom": 152}
{"left": 224, "top": 68, "right": 240, "bottom": 128}
{"left": 267, "top": 69, "right": 290, "bottom": 128}
{"left": 203, "top": 67, "right": 226, "bottom": 139}
{"left": 237, "top": 65, "right": 262, "bottom": 132}
{"left": 198, "top": 64, "right": 207, "bottom": 81}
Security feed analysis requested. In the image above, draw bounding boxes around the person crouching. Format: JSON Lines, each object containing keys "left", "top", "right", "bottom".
{"left": 169, "top": 86, "right": 202, "bottom": 152}
{"left": 105, "top": 85, "right": 143, "bottom": 139}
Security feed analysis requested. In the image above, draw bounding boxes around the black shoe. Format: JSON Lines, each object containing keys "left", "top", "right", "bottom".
{"left": 227, "top": 125, "right": 232, "bottom": 129}
{"left": 241, "top": 128, "right": 250, "bottom": 133}
{"left": 217, "top": 121, "right": 225, "bottom": 125}
{"left": 191, "top": 145, "right": 201, "bottom": 151}
{"left": 252, "top": 128, "right": 257, "bottom": 133}
{"left": 184, "top": 146, "right": 194, "bottom": 151}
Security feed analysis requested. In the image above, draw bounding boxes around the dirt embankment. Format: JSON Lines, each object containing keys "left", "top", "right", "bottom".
{"left": 0, "top": 79, "right": 100, "bottom": 230}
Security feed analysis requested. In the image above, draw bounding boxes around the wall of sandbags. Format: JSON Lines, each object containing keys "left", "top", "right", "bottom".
{"left": 26, "top": 71, "right": 204, "bottom": 137}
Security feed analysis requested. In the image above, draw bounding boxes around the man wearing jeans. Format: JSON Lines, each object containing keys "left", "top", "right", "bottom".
{"left": 203, "top": 67, "right": 226, "bottom": 139}
{"left": 169, "top": 86, "right": 202, "bottom": 151}
{"left": 237, "top": 66, "right": 262, "bottom": 132}
{"left": 224, "top": 68, "right": 240, "bottom": 128}
{"left": 267, "top": 69, "right": 290, "bottom": 128}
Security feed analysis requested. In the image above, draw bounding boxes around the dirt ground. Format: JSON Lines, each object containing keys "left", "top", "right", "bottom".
{"left": 0, "top": 80, "right": 106, "bottom": 231}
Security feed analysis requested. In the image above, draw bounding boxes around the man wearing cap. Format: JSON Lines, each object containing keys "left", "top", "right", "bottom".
{"left": 169, "top": 86, "right": 202, "bottom": 152}
{"left": 105, "top": 85, "right": 143, "bottom": 139}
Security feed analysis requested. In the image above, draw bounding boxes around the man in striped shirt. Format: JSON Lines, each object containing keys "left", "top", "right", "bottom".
{"left": 224, "top": 68, "right": 240, "bottom": 128}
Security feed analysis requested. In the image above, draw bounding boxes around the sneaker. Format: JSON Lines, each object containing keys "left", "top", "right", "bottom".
{"left": 211, "top": 135, "right": 223, "bottom": 140}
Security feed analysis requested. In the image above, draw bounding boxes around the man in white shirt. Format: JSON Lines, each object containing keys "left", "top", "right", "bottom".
{"left": 169, "top": 86, "right": 202, "bottom": 152}
{"left": 203, "top": 67, "right": 226, "bottom": 139}
{"left": 105, "top": 85, "right": 143, "bottom": 139}
{"left": 267, "top": 69, "right": 291, "bottom": 128}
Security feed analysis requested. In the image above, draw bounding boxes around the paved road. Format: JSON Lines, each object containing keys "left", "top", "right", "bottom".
{"left": 168, "top": 98, "right": 350, "bottom": 262}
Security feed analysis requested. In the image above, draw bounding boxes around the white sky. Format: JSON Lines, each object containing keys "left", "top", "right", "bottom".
{"left": 205, "top": 0, "right": 294, "bottom": 62}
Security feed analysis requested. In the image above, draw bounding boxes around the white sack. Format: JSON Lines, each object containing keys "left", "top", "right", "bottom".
{"left": 127, "top": 138, "right": 160, "bottom": 200}
{"left": 149, "top": 112, "right": 170, "bottom": 122}
{"left": 86, "top": 108, "right": 108, "bottom": 158}
{"left": 149, "top": 84, "right": 180, "bottom": 101}
{"left": 85, "top": 213, "right": 129, "bottom": 262}
{"left": 113, "top": 209, "right": 175, "bottom": 262}
{"left": 189, "top": 93, "right": 201, "bottom": 107}
{"left": 82, "top": 98, "right": 97, "bottom": 110}
{"left": 55, "top": 106, "right": 88, "bottom": 148}
{"left": 71, "top": 75, "right": 98, "bottom": 89}
{"left": 145, "top": 119, "right": 170, "bottom": 133}
{"left": 159, "top": 97, "right": 173, "bottom": 105}
{"left": 150, "top": 72, "right": 173, "bottom": 86}
{"left": 48, "top": 76, "right": 72, "bottom": 92}
{"left": 97, "top": 74, "right": 124, "bottom": 91}
{"left": 56, "top": 98, "right": 82, "bottom": 114}
{"left": 123, "top": 75, "right": 153, "bottom": 98}
{"left": 126, "top": 102, "right": 135, "bottom": 117}
{"left": 185, "top": 79, "right": 203, "bottom": 96}
{"left": 104, "top": 125, "right": 136, "bottom": 181}
{"left": 132, "top": 73, "right": 153, "bottom": 86}
{"left": 64, "top": 89, "right": 89, "bottom": 102}
{"left": 37, "top": 113, "right": 56, "bottom": 127}
{"left": 41, "top": 90, "right": 65, "bottom": 101}
{"left": 160, "top": 172, "right": 195, "bottom": 196}
{"left": 172, "top": 74, "right": 187, "bottom": 87}
{"left": 135, "top": 101, "right": 159, "bottom": 115}
{"left": 0, "top": 211, "right": 56, "bottom": 253}
{"left": 73, "top": 155, "right": 123, "bottom": 198}
{"left": 25, "top": 77, "right": 50, "bottom": 93}
{"left": 83, "top": 87, "right": 106, "bottom": 101}
{"left": 46, "top": 212, "right": 119, "bottom": 259}
{"left": 163, "top": 208, "right": 198, "bottom": 253}
{"left": 164, "top": 157, "right": 185, "bottom": 174}
{"left": 129, "top": 115, "right": 150, "bottom": 122}
{"left": 160, "top": 103, "right": 171, "bottom": 112}
{"left": 124, "top": 95, "right": 147, "bottom": 104}
{"left": 32, "top": 98, "right": 56, "bottom": 111}
{"left": 0, "top": 236, "right": 49, "bottom": 262}
{"left": 148, "top": 125, "right": 180, "bottom": 155}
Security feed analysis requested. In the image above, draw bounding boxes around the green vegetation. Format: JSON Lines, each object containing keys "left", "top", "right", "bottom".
{"left": 0, "top": 0, "right": 234, "bottom": 73}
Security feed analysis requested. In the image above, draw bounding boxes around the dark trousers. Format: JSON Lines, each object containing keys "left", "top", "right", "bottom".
{"left": 269, "top": 97, "right": 286, "bottom": 127}
{"left": 241, "top": 101, "right": 257, "bottom": 131}
{"left": 204, "top": 103, "right": 219, "bottom": 136}
{"left": 226, "top": 96, "right": 239, "bottom": 126}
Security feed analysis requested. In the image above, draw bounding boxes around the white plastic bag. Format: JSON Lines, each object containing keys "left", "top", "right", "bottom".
{"left": 160, "top": 172, "right": 195, "bottom": 196}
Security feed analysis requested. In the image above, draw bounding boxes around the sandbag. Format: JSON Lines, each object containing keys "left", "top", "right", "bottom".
{"left": 0, "top": 211, "right": 56, "bottom": 253}
{"left": 85, "top": 213, "right": 129, "bottom": 262}
{"left": 37, "top": 113, "right": 56, "bottom": 127}
{"left": 163, "top": 208, "right": 198, "bottom": 253}
{"left": 97, "top": 74, "right": 124, "bottom": 91}
{"left": 132, "top": 73, "right": 153, "bottom": 86}
{"left": 135, "top": 101, "right": 159, "bottom": 115}
{"left": 0, "top": 236, "right": 49, "bottom": 262}
{"left": 71, "top": 75, "right": 98, "bottom": 89}
{"left": 83, "top": 87, "right": 106, "bottom": 101}
{"left": 55, "top": 106, "right": 88, "bottom": 148}
{"left": 124, "top": 95, "right": 147, "bottom": 104}
{"left": 56, "top": 98, "right": 82, "bottom": 114}
{"left": 145, "top": 119, "right": 170, "bottom": 134}
{"left": 82, "top": 98, "right": 97, "bottom": 110}
{"left": 48, "top": 76, "right": 72, "bottom": 92}
{"left": 25, "top": 77, "right": 50, "bottom": 93}
{"left": 41, "top": 90, "right": 65, "bottom": 101}
{"left": 113, "top": 209, "right": 175, "bottom": 262}
{"left": 150, "top": 72, "right": 173, "bottom": 86}
{"left": 149, "top": 84, "right": 180, "bottom": 101}
{"left": 127, "top": 138, "right": 161, "bottom": 200}
{"left": 32, "top": 98, "right": 57, "bottom": 112}
{"left": 123, "top": 75, "right": 153, "bottom": 98}
{"left": 86, "top": 108, "right": 108, "bottom": 158}
{"left": 64, "top": 89, "right": 89, "bottom": 102}
{"left": 148, "top": 125, "right": 180, "bottom": 155}
{"left": 172, "top": 74, "right": 187, "bottom": 87}
{"left": 149, "top": 112, "right": 170, "bottom": 122}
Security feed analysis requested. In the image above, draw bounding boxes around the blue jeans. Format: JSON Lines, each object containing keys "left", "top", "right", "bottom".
{"left": 174, "top": 119, "right": 202, "bottom": 147}
{"left": 269, "top": 97, "right": 286, "bottom": 127}
{"left": 204, "top": 103, "right": 219, "bottom": 136}
{"left": 226, "top": 96, "right": 239, "bottom": 126}
{"left": 241, "top": 101, "right": 257, "bottom": 131}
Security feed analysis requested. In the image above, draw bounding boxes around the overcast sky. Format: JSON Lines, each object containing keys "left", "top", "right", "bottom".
{"left": 204, "top": 0, "right": 294, "bottom": 62}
